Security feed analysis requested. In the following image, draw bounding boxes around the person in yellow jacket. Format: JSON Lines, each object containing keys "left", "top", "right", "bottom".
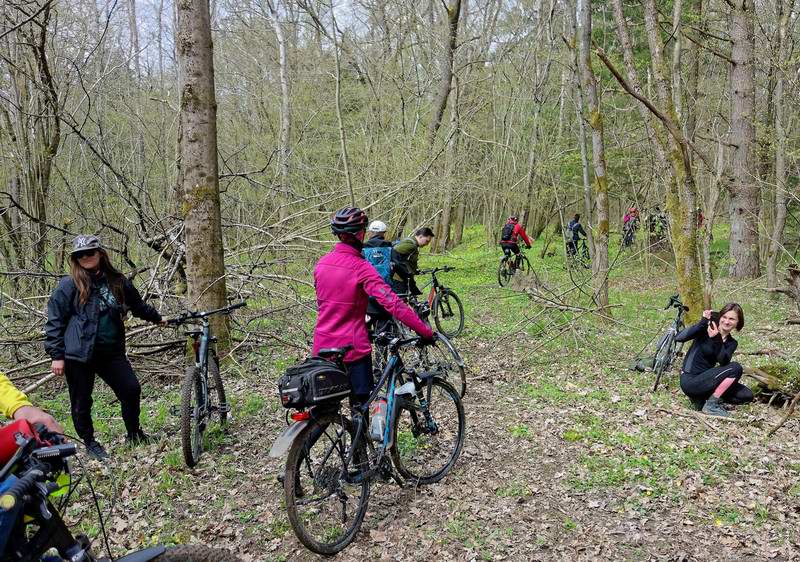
{"left": 0, "top": 373, "right": 62, "bottom": 432}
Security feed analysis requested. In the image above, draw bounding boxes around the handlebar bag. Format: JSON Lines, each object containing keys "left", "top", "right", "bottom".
{"left": 278, "top": 357, "right": 350, "bottom": 409}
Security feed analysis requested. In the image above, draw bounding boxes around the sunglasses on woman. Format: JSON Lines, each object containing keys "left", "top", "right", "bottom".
{"left": 74, "top": 249, "right": 97, "bottom": 259}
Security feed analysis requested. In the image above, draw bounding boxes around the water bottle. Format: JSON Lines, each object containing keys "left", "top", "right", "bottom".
{"left": 369, "top": 397, "right": 388, "bottom": 441}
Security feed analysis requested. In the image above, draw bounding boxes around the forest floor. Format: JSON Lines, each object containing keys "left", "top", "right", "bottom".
{"left": 34, "top": 228, "right": 800, "bottom": 561}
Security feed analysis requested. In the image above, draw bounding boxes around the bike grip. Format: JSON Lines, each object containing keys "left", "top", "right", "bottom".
{"left": 0, "top": 469, "right": 43, "bottom": 511}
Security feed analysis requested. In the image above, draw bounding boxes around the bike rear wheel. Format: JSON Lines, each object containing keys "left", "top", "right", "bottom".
{"left": 498, "top": 257, "right": 513, "bottom": 287}
{"left": 180, "top": 366, "right": 206, "bottom": 467}
{"left": 433, "top": 289, "right": 464, "bottom": 338}
{"left": 285, "top": 412, "right": 370, "bottom": 555}
{"left": 391, "top": 379, "right": 465, "bottom": 485}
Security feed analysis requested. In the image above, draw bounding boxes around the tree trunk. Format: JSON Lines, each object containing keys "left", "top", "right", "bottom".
{"left": 427, "top": 0, "right": 462, "bottom": 145}
{"left": 767, "top": 0, "right": 796, "bottom": 289}
{"left": 577, "top": 0, "right": 609, "bottom": 311}
{"left": 265, "top": 0, "right": 292, "bottom": 221}
{"left": 728, "top": 0, "right": 760, "bottom": 278}
{"left": 603, "top": 0, "right": 703, "bottom": 317}
{"left": 176, "top": 0, "right": 230, "bottom": 350}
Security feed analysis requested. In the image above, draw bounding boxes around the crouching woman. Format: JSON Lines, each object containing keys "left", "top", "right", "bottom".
{"left": 676, "top": 303, "right": 753, "bottom": 417}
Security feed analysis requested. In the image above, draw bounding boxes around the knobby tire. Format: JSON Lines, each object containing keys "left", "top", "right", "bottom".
{"left": 391, "top": 379, "right": 465, "bottom": 485}
{"left": 433, "top": 289, "right": 464, "bottom": 338}
{"left": 285, "top": 413, "right": 370, "bottom": 555}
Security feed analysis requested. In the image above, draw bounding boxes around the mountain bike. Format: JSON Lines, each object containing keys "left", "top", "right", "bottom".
{"left": 0, "top": 420, "right": 240, "bottom": 561}
{"left": 371, "top": 298, "right": 467, "bottom": 398}
{"left": 416, "top": 266, "right": 464, "bottom": 338}
{"left": 566, "top": 237, "right": 590, "bottom": 270}
{"left": 498, "top": 247, "right": 532, "bottom": 287}
{"left": 270, "top": 334, "right": 465, "bottom": 555}
{"left": 652, "top": 294, "right": 688, "bottom": 392}
{"left": 167, "top": 300, "right": 246, "bottom": 467}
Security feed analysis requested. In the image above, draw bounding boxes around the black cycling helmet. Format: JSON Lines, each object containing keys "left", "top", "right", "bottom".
{"left": 331, "top": 206, "right": 368, "bottom": 235}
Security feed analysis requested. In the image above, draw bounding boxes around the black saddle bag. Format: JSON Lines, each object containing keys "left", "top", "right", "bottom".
{"left": 278, "top": 356, "right": 350, "bottom": 409}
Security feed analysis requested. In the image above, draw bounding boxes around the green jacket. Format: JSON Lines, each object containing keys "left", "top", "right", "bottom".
{"left": 391, "top": 237, "right": 419, "bottom": 282}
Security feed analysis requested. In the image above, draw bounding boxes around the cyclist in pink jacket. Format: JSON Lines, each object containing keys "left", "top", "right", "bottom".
{"left": 313, "top": 207, "right": 435, "bottom": 403}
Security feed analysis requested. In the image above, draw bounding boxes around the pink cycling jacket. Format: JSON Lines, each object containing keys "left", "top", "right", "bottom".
{"left": 313, "top": 243, "right": 434, "bottom": 362}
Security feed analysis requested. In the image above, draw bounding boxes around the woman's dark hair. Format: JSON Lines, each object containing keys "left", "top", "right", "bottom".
{"left": 574, "top": 213, "right": 581, "bottom": 221}
{"left": 718, "top": 302, "right": 744, "bottom": 331}
{"left": 414, "top": 227, "right": 435, "bottom": 237}
{"left": 69, "top": 249, "right": 125, "bottom": 306}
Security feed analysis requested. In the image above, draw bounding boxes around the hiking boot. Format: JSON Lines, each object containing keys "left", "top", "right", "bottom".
{"left": 701, "top": 396, "right": 730, "bottom": 418}
{"left": 86, "top": 440, "right": 109, "bottom": 461}
{"left": 126, "top": 429, "right": 153, "bottom": 446}
{"left": 689, "top": 398, "right": 705, "bottom": 411}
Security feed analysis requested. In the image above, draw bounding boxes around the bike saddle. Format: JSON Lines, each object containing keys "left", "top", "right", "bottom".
{"left": 318, "top": 345, "right": 354, "bottom": 359}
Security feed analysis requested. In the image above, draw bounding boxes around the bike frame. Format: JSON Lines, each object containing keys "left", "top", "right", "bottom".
{"left": 344, "top": 339, "right": 431, "bottom": 482}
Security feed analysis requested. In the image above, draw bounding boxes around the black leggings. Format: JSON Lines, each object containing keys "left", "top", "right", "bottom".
{"left": 680, "top": 362, "right": 754, "bottom": 404}
{"left": 65, "top": 347, "right": 142, "bottom": 442}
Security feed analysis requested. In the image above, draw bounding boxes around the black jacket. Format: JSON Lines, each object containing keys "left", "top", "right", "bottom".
{"left": 45, "top": 275, "right": 162, "bottom": 363}
{"left": 675, "top": 318, "right": 738, "bottom": 375}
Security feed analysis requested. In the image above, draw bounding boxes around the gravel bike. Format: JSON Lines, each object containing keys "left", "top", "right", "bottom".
{"left": 498, "top": 247, "right": 532, "bottom": 287}
{"left": 270, "top": 334, "right": 465, "bottom": 555}
{"left": 652, "top": 294, "right": 688, "bottom": 391}
{"left": 416, "top": 267, "right": 464, "bottom": 338}
{"left": 167, "top": 301, "right": 246, "bottom": 467}
{"left": 0, "top": 420, "right": 240, "bottom": 561}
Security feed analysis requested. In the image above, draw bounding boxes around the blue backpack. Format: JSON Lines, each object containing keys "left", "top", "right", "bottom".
{"left": 363, "top": 246, "right": 393, "bottom": 283}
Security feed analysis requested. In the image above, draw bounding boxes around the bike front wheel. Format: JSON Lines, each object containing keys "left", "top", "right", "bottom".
{"left": 391, "top": 379, "right": 465, "bottom": 485}
{"left": 285, "top": 412, "right": 370, "bottom": 556}
{"left": 652, "top": 332, "right": 676, "bottom": 392}
{"left": 208, "top": 353, "right": 228, "bottom": 427}
{"left": 433, "top": 289, "right": 464, "bottom": 338}
{"left": 180, "top": 366, "right": 206, "bottom": 467}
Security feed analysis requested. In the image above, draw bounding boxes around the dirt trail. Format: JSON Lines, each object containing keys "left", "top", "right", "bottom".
{"left": 240, "top": 338, "right": 799, "bottom": 562}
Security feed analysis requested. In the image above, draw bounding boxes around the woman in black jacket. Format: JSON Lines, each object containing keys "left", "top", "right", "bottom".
{"left": 676, "top": 302, "right": 753, "bottom": 417}
{"left": 45, "top": 235, "right": 165, "bottom": 460}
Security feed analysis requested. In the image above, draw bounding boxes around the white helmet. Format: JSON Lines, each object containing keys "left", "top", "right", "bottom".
{"left": 368, "top": 220, "right": 388, "bottom": 233}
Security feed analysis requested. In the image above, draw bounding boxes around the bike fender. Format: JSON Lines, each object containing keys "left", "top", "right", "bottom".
{"left": 269, "top": 421, "right": 309, "bottom": 458}
{"left": 113, "top": 546, "right": 167, "bottom": 561}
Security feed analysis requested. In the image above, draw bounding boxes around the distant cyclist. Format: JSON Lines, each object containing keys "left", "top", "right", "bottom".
{"left": 622, "top": 207, "right": 640, "bottom": 248}
{"left": 315, "top": 208, "right": 434, "bottom": 405}
{"left": 391, "top": 227, "right": 434, "bottom": 297}
{"left": 499, "top": 216, "right": 532, "bottom": 257}
{"left": 566, "top": 213, "right": 587, "bottom": 256}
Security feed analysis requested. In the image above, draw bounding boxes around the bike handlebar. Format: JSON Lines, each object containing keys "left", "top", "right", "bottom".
{"left": 372, "top": 332, "right": 436, "bottom": 349}
{"left": 665, "top": 294, "right": 689, "bottom": 311}
{"left": 167, "top": 300, "right": 247, "bottom": 325}
{"left": 418, "top": 266, "right": 455, "bottom": 275}
{"left": 0, "top": 469, "right": 44, "bottom": 511}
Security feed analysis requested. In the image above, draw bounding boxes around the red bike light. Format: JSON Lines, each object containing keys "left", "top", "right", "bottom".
{"left": 290, "top": 411, "right": 311, "bottom": 422}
